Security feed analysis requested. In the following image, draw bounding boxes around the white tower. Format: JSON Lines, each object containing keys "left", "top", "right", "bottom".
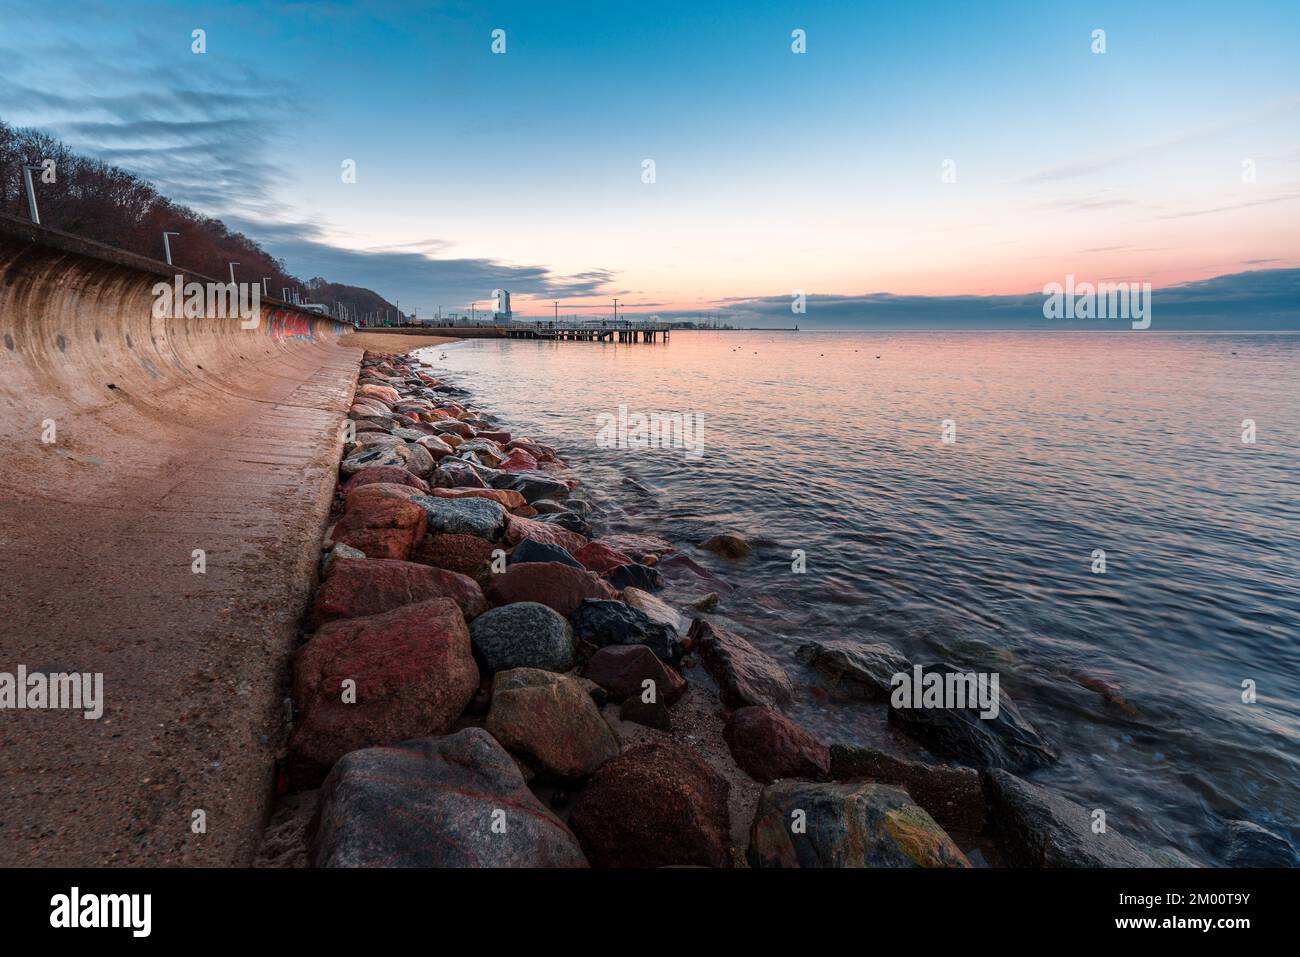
{"left": 494, "top": 288, "right": 512, "bottom": 321}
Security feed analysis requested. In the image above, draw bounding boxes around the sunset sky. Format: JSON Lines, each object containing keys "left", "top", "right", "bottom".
{"left": 2, "top": 0, "right": 1298, "bottom": 322}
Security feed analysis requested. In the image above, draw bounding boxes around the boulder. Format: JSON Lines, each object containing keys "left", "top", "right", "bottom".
{"left": 504, "top": 514, "right": 588, "bottom": 554}
{"left": 658, "top": 554, "right": 735, "bottom": 594}
{"left": 887, "top": 664, "right": 1057, "bottom": 771}
{"left": 533, "top": 511, "right": 593, "bottom": 537}
{"left": 410, "top": 533, "right": 496, "bottom": 580}
{"left": 485, "top": 562, "right": 617, "bottom": 618}
{"left": 797, "top": 639, "right": 910, "bottom": 701}
{"left": 409, "top": 495, "right": 507, "bottom": 540}
{"left": 498, "top": 449, "right": 539, "bottom": 472}
{"left": 569, "top": 742, "right": 731, "bottom": 868}
{"left": 328, "top": 496, "right": 427, "bottom": 561}
{"left": 620, "top": 694, "right": 672, "bottom": 731}
{"left": 621, "top": 586, "right": 689, "bottom": 635}
{"left": 595, "top": 532, "right": 676, "bottom": 562}
{"left": 582, "top": 644, "right": 687, "bottom": 704}
{"left": 288, "top": 599, "right": 478, "bottom": 788}
{"left": 829, "top": 744, "right": 985, "bottom": 834}
{"left": 312, "top": 558, "right": 486, "bottom": 627}
{"left": 1221, "top": 820, "right": 1298, "bottom": 867}
{"left": 491, "top": 472, "right": 571, "bottom": 503}
{"left": 485, "top": 668, "right": 620, "bottom": 781}
{"left": 607, "top": 562, "right": 664, "bottom": 592}
{"left": 529, "top": 499, "right": 569, "bottom": 514}
{"left": 748, "top": 780, "right": 970, "bottom": 868}
{"left": 508, "top": 538, "right": 582, "bottom": 569}
{"left": 341, "top": 465, "right": 429, "bottom": 495}
{"left": 343, "top": 482, "right": 426, "bottom": 512}
{"left": 723, "top": 707, "right": 829, "bottom": 784}
{"left": 469, "top": 601, "right": 575, "bottom": 673}
{"left": 700, "top": 533, "right": 752, "bottom": 558}
{"left": 571, "top": 600, "right": 683, "bottom": 665}
{"left": 340, "top": 446, "right": 405, "bottom": 477}
{"left": 572, "top": 541, "right": 634, "bottom": 575}
{"left": 391, "top": 441, "right": 435, "bottom": 478}
{"left": 427, "top": 486, "right": 527, "bottom": 510}
{"left": 433, "top": 458, "right": 488, "bottom": 488}
{"left": 981, "top": 768, "right": 1162, "bottom": 867}
{"left": 310, "top": 728, "right": 587, "bottom": 867}
{"left": 689, "top": 619, "right": 793, "bottom": 710}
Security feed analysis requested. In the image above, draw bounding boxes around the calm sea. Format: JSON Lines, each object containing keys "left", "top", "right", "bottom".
{"left": 418, "top": 330, "right": 1300, "bottom": 863}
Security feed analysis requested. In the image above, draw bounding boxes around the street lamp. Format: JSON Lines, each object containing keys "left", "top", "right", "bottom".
{"left": 162, "top": 231, "right": 180, "bottom": 265}
{"left": 229, "top": 262, "right": 240, "bottom": 285}
{"left": 22, "top": 164, "right": 43, "bottom": 224}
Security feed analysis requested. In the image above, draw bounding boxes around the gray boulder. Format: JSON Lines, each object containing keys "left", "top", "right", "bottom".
{"left": 309, "top": 728, "right": 587, "bottom": 867}
{"left": 410, "top": 495, "right": 506, "bottom": 540}
{"left": 470, "top": 601, "right": 575, "bottom": 673}
{"left": 797, "top": 639, "right": 909, "bottom": 701}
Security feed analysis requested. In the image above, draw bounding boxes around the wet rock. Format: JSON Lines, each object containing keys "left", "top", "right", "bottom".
{"left": 288, "top": 599, "right": 478, "bottom": 789}
{"left": 569, "top": 742, "right": 731, "bottom": 868}
{"left": 572, "top": 541, "right": 634, "bottom": 575}
{"left": 659, "top": 554, "right": 735, "bottom": 594}
{"left": 498, "top": 449, "right": 538, "bottom": 472}
{"left": 411, "top": 533, "right": 496, "bottom": 580}
{"left": 409, "top": 495, "right": 506, "bottom": 540}
{"left": 485, "top": 668, "right": 620, "bottom": 781}
{"left": 534, "top": 511, "right": 593, "bottom": 537}
{"left": 356, "top": 383, "right": 400, "bottom": 404}
{"left": 607, "top": 562, "right": 664, "bottom": 592}
{"left": 981, "top": 768, "right": 1162, "bottom": 867}
{"left": 621, "top": 586, "right": 689, "bottom": 635}
{"left": 431, "top": 420, "right": 475, "bottom": 438}
{"left": 310, "top": 728, "right": 587, "bottom": 867}
{"left": 415, "top": 434, "right": 456, "bottom": 459}
{"left": 582, "top": 644, "right": 687, "bottom": 703}
{"left": 748, "top": 780, "right": 970, "bottom": 868}
{"left": 477, "top": 429, "right": 512, "bottom": 444}
{"left": 341, "top": 465, "right": 430, "bottom": 495}
{"left": 426, "top": 486, "right": 527, "bottom": 510}
{"left": 433, "top": 458, "right": 487, "bottom": 488}
{"left": 571, "top": 599, "right": 683, "bottom": 665}
{"left": 343, "top": 482, "right": 426, "bottom": 512}
{"left": 828, "top": 744, "right": 985, "bottom": 834}
{"left": 491, "top": 471, "right": 571, "bottom": 503}
{"left": 723, "top": 707, "right": 830, "bottom": 784}
{"left": 504, "top": 514, "right": 588, "bottom": 554}
{"left": 529, "top": 499, "right": 569, "bottom": 514}
{"left": 700, "top": 533, "right": 752, "bottom": 559}
{"left": 620, "top": 694, "right": 672, "bottom": 731}
{"left": 1222, "top": 819, "right": 1298, "bottom": 867}
{"left": 486, "top": 562, "right": 618, "bottom": 618}
{"left": 690, "top": 619, "right": 793, "bottom": 710}
{"left": 887, "top": 664, "right": 1058, "bottom": 771}
{"left": 312, "top": 557, "right": 486, "bottom": 627}
{"left": 797, "top": 639, "right": 909, "bottom": 701}
{"left": 469, "top": 601, "right": 575, "bottom": 673}
{"left": 391, "top": 442, "right": 435, "bottom": 478}
{"left": 508, "top": 538, "right": 582, "bottom": 569}
{"left": 329, "top": 496, "right": 427, "bottom": 561}
{"left": 689, "top": 592, "right": 720, "bottom": 612}
{"left": 595, "top": 532, "right": 676, "bottom": 562}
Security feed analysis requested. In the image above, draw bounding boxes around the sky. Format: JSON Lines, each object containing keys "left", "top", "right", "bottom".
{"left": 1, "top": 0, "right": 1298, "bottom": 326}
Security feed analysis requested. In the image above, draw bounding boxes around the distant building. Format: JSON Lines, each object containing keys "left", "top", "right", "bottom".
{"left": 299, "top": 303, "right": 329, "bottom": 314}
{"left": 493, "top": 289, "right": 512, "bottom": 323}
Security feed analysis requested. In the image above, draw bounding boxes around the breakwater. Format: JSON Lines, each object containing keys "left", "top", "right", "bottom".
{"left": 259, "top": 349, "right": 1238, "bottom": 868}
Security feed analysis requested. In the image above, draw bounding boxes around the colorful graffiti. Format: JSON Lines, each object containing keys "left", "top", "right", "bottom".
{"left": 266, "top": 309, "right": 316, "bottom": 342}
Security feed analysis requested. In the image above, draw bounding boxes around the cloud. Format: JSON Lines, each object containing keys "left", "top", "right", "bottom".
{"left": 705, "top": 269, "right": 1300, "bottom": 330}
{"left": 224, "top": 216, "right": 615, "bottom": 308}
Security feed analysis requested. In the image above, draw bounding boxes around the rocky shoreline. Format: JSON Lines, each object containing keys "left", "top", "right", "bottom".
{"left": 252, "top": 348, "right": 1283, "bottom": 869}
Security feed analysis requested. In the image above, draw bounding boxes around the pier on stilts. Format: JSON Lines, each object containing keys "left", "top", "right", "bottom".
{"left": 506, "top": 320, "right": 670, "bottom": 342}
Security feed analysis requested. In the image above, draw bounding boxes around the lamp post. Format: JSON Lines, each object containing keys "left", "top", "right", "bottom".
{"left": 22, "top": 164, "right": 43, "bottom": 224}
{"left": 162, "top": 231, "right": 180, "bottom": 265}
{"left": 229, "top": 262, "right": 239, "bottom": 285}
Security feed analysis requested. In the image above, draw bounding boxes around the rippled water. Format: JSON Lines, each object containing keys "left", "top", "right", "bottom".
{"left": 418, "top": 330, "right": 1300, "bottom": 863}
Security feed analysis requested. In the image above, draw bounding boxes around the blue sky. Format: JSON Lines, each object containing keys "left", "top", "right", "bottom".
{"left": 2, "top": 0, "right": 1298, "bottom": 325}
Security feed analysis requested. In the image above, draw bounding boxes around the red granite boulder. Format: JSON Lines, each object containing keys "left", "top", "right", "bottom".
{"left": 689, "top": 619, "right": 793, "bottom": 710}
{"left": 504, "top": 514, "right": 589, "bottom": 554}
{"left": 312, "top": 557, "right": 486, "bottom": 627}
{"left": 573, "top": 540, "right": 634, "bottom": 575}
{"left": 411, "top": 533, "right": 497, "bottom": 581}
{"left": 582, "top": 644, "right": 686, "bottom": 704}
{"left": 328, "top": 496, "right": 426, "bottom": 561}
{"left": 569, "top": 742, "right": 731, "bottom": 868}
{"left": 485, "top": 561, "right": 617, "bottom": 618}
{"left": 723, "top": 706, "right": 830, "bottom": 784}
{"left": 287, "top": 598, "right": 479, "bottom": 788}
{"left": 342, "top": 465, "right": 430, "bottom": 495}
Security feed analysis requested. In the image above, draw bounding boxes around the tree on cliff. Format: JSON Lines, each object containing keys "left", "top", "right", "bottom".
{"left": 0, "top": 119, "right": 399, "bottom": 321}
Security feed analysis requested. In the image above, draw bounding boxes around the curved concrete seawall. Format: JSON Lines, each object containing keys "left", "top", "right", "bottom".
{"left": 0, "top": 213, "right": 363, "bottom": 865}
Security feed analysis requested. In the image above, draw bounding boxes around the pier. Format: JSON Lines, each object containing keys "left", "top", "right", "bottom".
{"left": 360, "top": 320, "right": 671, "bottom": 342}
